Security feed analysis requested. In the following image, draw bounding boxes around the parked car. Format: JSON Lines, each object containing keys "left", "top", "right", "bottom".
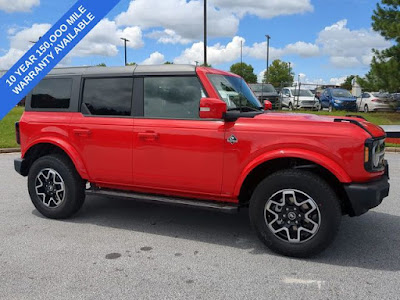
{"left": 357, "top": 92, "right": 397, "bottom": 112}
{"left": 319, "top": 88, "right": 357, "bottom": 112}
{"left": 14, "top": 65, "right": 389, "bottom": 258}
{"left": 249, "top": 83, "right": 280, "bottom": 109}
{"left": 281, "top": 87, "right": 319, "bottom": 110}
{"left": 390, "top": 93, "right": 400, "bottom": 111}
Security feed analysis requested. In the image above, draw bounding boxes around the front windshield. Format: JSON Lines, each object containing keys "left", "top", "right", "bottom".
{"left": 332, "top": 89, "right": 353, "bottom": 98}
{"left": 208, "top": 75, "right": 262, "bottom": 111}
{"left": 291, "top": 89, "right": 314, "bottom": 97}
{"left": 250, "top": 84, "right": 276, "bottom": 93}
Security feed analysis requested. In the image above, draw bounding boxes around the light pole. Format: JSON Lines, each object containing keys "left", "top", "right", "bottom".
{"left": 265, "top": 35, "right": 271, "bottom": 83}
{"left": 120, "top": 37, "right": 130, "bottom": 66}
{"left": 204, "top": 0, "right": 207, "bottom": 66}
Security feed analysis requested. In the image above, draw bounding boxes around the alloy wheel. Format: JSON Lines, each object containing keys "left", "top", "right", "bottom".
{"left": 35, "top": 168, "right": 66, "bottom": 208}
{"left": 264, "top": 189, "right": 321, "bottom": 243}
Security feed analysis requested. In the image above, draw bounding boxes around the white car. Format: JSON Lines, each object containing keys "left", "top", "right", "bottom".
{"left": 357, "top": 92, "right": 396, "bottom": 112}
{"left": 281, "top": 87, "right": 319, "bottom": 110}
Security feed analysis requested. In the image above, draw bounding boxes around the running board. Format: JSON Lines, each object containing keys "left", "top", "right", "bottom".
{"left": 86, "top": 189, "right": 239, "bottom": 213}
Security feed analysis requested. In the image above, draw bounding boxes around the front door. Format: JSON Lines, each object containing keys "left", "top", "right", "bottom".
{"left": 132, "top": 76, "right": 224, "bottom": 196}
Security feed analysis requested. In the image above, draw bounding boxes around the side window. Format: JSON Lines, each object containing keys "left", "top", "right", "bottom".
{"left": 144, "top": 76, "right": 205, "bottom": 119}
{"left": 364, "top": 93, "right": 370, "bottom": 98}
{"left": 82, "top": 78, "right": 133, "bottom": 116}
{"left": 31, "top": 78, "right": 72, "bottom": 109}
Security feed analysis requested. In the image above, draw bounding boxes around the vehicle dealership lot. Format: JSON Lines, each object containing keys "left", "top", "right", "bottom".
{"left": 0, "top": 152, "right": 399, "bottom": 300}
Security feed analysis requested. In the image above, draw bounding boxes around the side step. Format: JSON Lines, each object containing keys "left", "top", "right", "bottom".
{"left": 86, "top": 188, "right": 239, "bottom": 213}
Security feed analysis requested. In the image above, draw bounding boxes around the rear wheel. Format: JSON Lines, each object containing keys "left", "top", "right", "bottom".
{"left": 364, "top": 104, "right": 369, "bottom": 113}
{"left": 28, "top": 155, "right": 85, "bottom": 219}
{"left": 249, "top": 169, "right": 341, "bottom": 257}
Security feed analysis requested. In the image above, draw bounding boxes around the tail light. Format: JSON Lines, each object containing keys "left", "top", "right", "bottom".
{"left": 371, "top": 98, "right": 380, "bottom": 102}
{"left": 15, "top": 122, "right": 20, "bottom": 145}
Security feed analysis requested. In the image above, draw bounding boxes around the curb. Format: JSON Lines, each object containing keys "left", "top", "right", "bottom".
{"left": 0, "top": 148, "right": 20, "bottom": 154}
{"left": 386, "top": 147, "right": 400, "bottom": 153}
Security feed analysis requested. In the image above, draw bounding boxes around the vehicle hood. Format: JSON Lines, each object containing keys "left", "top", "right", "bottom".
{"left": 332, "top": 97, "right": 356, "bottom": 102}
{"left": 254, "top": 92, "right": 279, "bottom": 97}
{"left": 252, "top": 112, "right": 386, "bottom": 138}
{"left": 296, "top": 96, "right": 317, "bottom": 101}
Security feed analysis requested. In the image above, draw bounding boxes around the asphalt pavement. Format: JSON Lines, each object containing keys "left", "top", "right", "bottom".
{"left": 0, "top": 152, "right": 399, "bottom": 300}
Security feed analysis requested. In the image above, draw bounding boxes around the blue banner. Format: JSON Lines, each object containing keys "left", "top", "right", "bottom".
{"left": 0, "top": 0, "right": 122, "bottom": 120}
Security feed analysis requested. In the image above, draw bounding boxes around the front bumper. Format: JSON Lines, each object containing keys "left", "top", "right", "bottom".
{"left": 344, "top": 163, "right": 390, "bottom": 216}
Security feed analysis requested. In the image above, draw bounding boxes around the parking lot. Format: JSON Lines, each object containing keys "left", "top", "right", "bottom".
{"left": 0, "top": 152, "right": 399, "bottom": 300}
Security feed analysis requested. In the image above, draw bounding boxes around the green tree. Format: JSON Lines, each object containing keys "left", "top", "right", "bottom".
{"left": 229, "top": 62, "right": 257, "bottom": 83}
{"left": 340, "top": 75, "right": 356, "bottom": 90}
{"left": 264, "top": 60, "right": 294, "bottom": 86}
{"left": 96, "top": 63, "right": 106, "bottom": 67}
{"left": 361, "top": 0, "right": 400, "bottom": 92}
{"left": 127, "top": 62, "right": 137, "bottom": 66}
{"left": 164, "top": 61, "right": 174, "bottom": 64}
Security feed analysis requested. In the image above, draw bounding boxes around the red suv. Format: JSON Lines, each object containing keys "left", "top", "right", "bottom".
{"left": 14, "top": 65, "right": 389, "bottom": 257}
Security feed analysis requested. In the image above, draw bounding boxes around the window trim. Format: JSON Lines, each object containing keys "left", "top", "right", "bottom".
{"left": 79, "top": 76, "right": 134, "bottom": 118}
{"left": 139, "top": 75, "right": 208, "bottom": 120}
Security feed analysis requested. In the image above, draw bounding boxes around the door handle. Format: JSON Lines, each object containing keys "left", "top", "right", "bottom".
{"left": 138, "top": 132, "right": 159, "bottom": 141}
{"left": 73, "top": 128, "right": 92, "bottom": 137}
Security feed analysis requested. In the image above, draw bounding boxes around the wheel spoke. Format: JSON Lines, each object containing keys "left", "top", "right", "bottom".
{"left": 35, "top": 168, "right": 65, "bottom": 208}
{"left": 264, "top": 189, "right": 321, "bottom": 244}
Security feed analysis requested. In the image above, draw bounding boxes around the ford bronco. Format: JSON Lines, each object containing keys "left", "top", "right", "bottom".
{"left": 14, "top": 64, "right": 390, "bottom": 257}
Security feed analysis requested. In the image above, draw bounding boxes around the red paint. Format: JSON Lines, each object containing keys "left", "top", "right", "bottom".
{"left": 18, "top": 67, "right": 387, "bottom": 204}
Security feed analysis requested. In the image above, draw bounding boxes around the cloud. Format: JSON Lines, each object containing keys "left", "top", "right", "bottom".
{"left": 245, "top": 41, "right": 319, "bottom": 60}
{"left": 116, "top": 0, "right": 239, "bottom": 40}
{"left": 317, "top": 19, "right": 391, "bottom": 68}
{"left": 212, "top": 0, "right": 313, "bottom": 18}
{"left": 0, "top": 0, "right": 39, "bottom": 13}
{"left": 141, "top": 51, "right": 165, "bottom": 65}
{"left": 174, "top": 36, "right": 245, "bottom": 65}
{"left": 0, "top": 23, "right": 50, "bottom": 69}
{"left": 146, "top": 29, "right": 192, "bottom": 45}
{"left": 329, "top": 76, "right": 347, "bottom": 86}
{"left": 71, "top": 19, "right": 144, "bottom": 57}
{"left": 0, "top": 20, "right": 144, "bottom": 69}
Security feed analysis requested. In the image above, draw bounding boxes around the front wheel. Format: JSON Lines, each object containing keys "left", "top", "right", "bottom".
{"left": 288, "top": 102, "right": 293, "bottom": 111}
{"left": 28, "top": 155, "right": 86, "bottom": 219}
{"left": 249, "top": 169, "right": 341, "bottom": 257}
{"left": 328, "top": 104, "right": 333, "bottom": 112}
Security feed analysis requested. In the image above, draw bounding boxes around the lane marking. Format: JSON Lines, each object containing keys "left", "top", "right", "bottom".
{"left": 282, "top": 277, "right": 325, "bottom": 290}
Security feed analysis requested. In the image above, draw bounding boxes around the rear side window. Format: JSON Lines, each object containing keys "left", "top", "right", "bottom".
{"left": 31, "top": 78, "right": 72, "bottom": 109}
{"left": 82, "top": 78, "right": 133, "bottom": 116}
{"left": 144, "top": 76, "right": 205, "bottom": 119}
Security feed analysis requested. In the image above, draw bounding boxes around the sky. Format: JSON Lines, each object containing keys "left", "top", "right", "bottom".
{"left": 0, "top": 0, "right": 392, "bottom": 85}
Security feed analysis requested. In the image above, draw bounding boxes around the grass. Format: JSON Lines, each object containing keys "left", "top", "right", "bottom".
{"left": 288, "top": 110, "right": 400, "bottom": 125}
{"left": 0, "top": 107, "right": 399, "bottom": 148}
{"left": 0, "top": 106, "right": 24, "bottom": 148}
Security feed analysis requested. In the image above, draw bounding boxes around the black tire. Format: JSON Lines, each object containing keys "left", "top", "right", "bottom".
{"left": 328, "top": 104, "right": 333, "bottom": 112}
{"left": 364, "top": 104, "right": 369, "bottom": 113}
{"left": 28, "top": 154, "right": 85, "bottom": 219}
{"left": 249, "top": 169, "right": 341, "bottom": 258}
{"left": 288, "top": 102, "right": 293, "bottom": 111}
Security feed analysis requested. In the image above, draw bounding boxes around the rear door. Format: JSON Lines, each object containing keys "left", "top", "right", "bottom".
{"left": 70, "top": 77, "right": 134, "bottom": 186}
{"left": 132, "top": 76, "right": 225, "bottom": 196}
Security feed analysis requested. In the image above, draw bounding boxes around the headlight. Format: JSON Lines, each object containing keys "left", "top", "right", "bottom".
{"left": 334, "top": 100, "right": 342, "bottom": 104}
{"left": 364, "top": 138, "right": 385, "bottom": 172}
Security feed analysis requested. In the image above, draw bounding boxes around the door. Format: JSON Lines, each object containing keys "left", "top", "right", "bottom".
{"left": 321, "top": 90, "right": 330, "bottom": 108}
{"left": 70, "top": 77, "right": 134, "bottom": 185}
{"left": 132, "top": 76, "right": 225, "bottom": 196}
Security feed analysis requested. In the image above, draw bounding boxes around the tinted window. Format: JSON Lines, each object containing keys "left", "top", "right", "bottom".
{"left": 144, "top": 77, "right": 204, "bottom": 119}
{"left": 82, "top": 78, "right": 133, "bottom": 116}
{"left": 31, "top": 78, "right": 72, "bottom": 109}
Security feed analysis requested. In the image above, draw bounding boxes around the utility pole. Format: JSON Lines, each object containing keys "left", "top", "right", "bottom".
{"left": 265, "top": 35, "right": 271, "bottom": 83}
{"left": 288, "top": 62, "right": 291, "bottom": 79}
{"left": 120, "top": 37, "right": 130, "bottom": 66}
{"left": 204, "top": 0, "right": 207, "bottom": 66}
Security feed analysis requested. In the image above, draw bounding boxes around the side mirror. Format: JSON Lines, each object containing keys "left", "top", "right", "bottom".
{"left": 199, "top": 97, "right": 227, "bottom": 119}
{"left": 264, "top": 100, "right": 272, "bottom": 111}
